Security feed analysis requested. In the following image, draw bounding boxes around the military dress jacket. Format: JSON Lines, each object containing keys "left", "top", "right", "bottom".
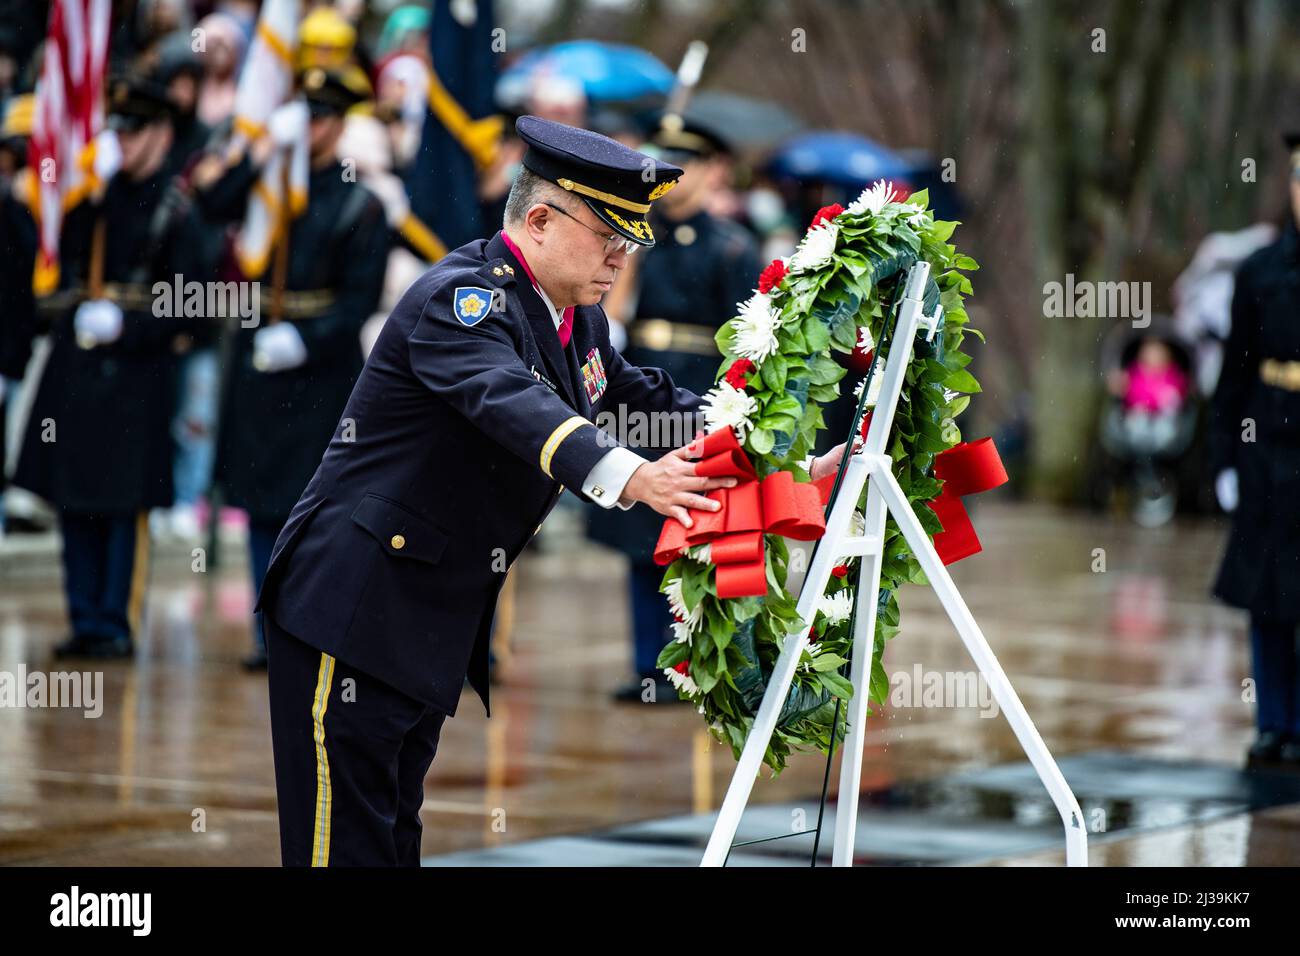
{"left": 257, "top": 230, "right": 703, "bottom": 716}
{"left": 1210, "top": 219, "right": 1300, "bottom": 620}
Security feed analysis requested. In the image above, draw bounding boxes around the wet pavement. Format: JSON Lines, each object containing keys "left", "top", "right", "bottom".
{"left": 1, "top": 501, "right": 1295, "bottom": 866}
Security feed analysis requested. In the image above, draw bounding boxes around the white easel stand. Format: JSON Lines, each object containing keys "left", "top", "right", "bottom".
{"left": 701, "top": 261, "right": 1087, "bottom": 867}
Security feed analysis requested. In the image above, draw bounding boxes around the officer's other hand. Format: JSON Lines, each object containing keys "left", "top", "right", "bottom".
{"left": 268, "top": 100, "right": 309, "bottom": 148}
{"left": 253, "top": 322, "right": 308, "bottom": 373}
{"left": 623, "top": 432, "right": 739, "bottom": 529}
{"left": 810, "top": 438, "right": 862, "bottom": 483}
{"left": 74, "top": 299, "right": 124, "bottom": 349}
{"left": 1215, "top": 468, "right": 1239, "bottom": 513}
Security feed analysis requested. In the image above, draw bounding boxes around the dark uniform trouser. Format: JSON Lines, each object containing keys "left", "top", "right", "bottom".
{"left": 265, "top": 613, "right": 449, "bottom": 866}
{"left": 1249, "top": 611, "right": 1300, "bottom": 737}
{"left": 248, "top": 518, "right": 285, "bottom": 652}
{"left": 59, "top": 510, "right": 149, "bottom": 642}
{"left": 629, "top": 560, "right": 674, "bottom": 677}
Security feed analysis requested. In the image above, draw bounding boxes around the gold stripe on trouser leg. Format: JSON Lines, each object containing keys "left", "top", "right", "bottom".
{"left": 311, "top": 653, "right": 336, "bottom": 866}
{"left": 126, "top": 511, "right": 151, "bottom": 636}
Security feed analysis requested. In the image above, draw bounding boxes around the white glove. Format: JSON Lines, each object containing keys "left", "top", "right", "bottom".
{"left": 74, "top": 299, "right": 124, "bottom": 349}
{"left": 268, "top": 100, "right": 309, "bottom": 148}
{"left": 253, "top": 323, "right": 308, "bottom": 372}
{"left": 92, "top": 129, "right": 122, "bottom": 184}
{"left": 1215, "top": 468, "right": 1238, "bottom": 513}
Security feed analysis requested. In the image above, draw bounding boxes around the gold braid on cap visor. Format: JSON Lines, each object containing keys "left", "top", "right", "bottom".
{"left": 556, "top": 178, "right": 651, "bottom": 213}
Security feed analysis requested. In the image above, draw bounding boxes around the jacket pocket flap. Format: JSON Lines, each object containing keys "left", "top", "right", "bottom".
{"left": 350, "top": 493, "right": 449, "bottom": 564}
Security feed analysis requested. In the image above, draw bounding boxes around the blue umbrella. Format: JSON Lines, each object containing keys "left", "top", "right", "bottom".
{"left": 497, "top": 40, "right": 675, "bottom": 106}
{"left": 768, "top": 131, "right": 920, "bottom": 187}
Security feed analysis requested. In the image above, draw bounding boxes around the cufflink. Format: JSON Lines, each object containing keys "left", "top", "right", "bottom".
{"left": 592, "top": 485, "right": 604, "bottom": 498}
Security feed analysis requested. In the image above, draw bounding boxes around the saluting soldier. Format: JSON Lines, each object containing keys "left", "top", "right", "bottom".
{"left": 255, "top": 116, "right": 784, "bottom": 866}
{"left": 589, "top": 113, "right": 764, "bottom": 702}
{"left": 12, "top": 74, "right": 207, "bottom": 658}
{"left": 1210, "top": 130, "right": 1300, "bottom": 768}
{"left": 193, "top": 65, "right": 389, "bottom": 670}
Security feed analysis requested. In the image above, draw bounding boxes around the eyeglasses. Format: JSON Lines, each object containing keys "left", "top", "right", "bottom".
{"left": 544, "top": 202, "right": 640, "bottom": 256}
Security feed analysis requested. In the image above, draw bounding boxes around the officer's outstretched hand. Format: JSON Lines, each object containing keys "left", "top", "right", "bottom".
{"left": 621, "top": 435, "right": 738, "bottom": 530}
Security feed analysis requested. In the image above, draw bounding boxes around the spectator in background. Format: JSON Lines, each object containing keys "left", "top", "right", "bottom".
{"left": 374, "top": 52, "right": 430, "bottom": 173}
{"left": 527, "top": 73, "right": 587, "bottom": 129}
{"left": 376, "top": 4, "right": 430, "bottom": 60}
{"left": 195, "top": 11, "right": 245, "bottom": 128}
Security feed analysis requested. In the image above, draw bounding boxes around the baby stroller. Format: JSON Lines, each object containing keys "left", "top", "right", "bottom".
{"left": 1094, "top": 317, "right": 1201, "bottom": 527}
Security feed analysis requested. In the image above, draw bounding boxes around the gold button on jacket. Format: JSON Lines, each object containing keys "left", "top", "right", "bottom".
{"left": 390, "top": 534, "right": 406, "bottom": 550}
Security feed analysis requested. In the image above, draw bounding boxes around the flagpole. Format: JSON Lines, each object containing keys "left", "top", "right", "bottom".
{"left": 270, "top": 153, "right": 290, "bottom": 324}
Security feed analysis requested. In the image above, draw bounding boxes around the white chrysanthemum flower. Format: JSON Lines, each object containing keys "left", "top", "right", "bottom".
{"left": 853, "top": 363, "right": 884, "bottom": 406}
{"left": 800, "top": 639, "right": 828, "bottom": 673}
{"left": 730, "top": 292, "right": 782, "bottom": 363}
{"left": 701, "top": 381, "right": 758, "bottom": 438}
{"left": 685, "top": 543, "right": 713, "bottom": 564}
{"left": 671, "top": 620, "right": 693, "bottom": 645}
{"left": 664, "top": 665, "right": 700, "bottom": 696}
{"left": 834, "top": 509, "right": 867, "bottom": 567}
{"left": 845, "top": 179, "right": 898, "bottom": 218}
{"left": 905, "top": 205, "right": 930, "bottom": 228}
{"left": 818, "top": 589, "right": 855, "bottom": 626}
{"left": 857, "top": 324, "right": 875, "bottom": 353}
{"left": 788, "top": 221, "right": 839, "bottom": 273}
{"left": 663, "top": 576, "right": 704, "bottom": 632}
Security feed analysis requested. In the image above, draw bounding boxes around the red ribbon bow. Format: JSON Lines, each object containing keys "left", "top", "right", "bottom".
{"left": 653, "top": 429, "right": 832, "bottom": 598}
{"left": 928, "top": 437, "right": 1009, "bottom": 564}
{"left": 651, "top": 430, "right": 1008, "bottom": 597}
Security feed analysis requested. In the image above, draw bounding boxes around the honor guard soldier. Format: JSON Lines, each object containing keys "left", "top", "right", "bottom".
{"left": 1, "top": 94, "right": 38, "bottom": 489}
{"left": 1210, "top": 130, "right": 1300, "bottom": 768}
{"left": 193, "top": 65, "right": 389, "bottom": 670}
{"left": 587, "top": 113, "right": 764, "bottom": 702}
{"left": 12, "top": 74, "right": 208, "bottom": 658}
{"left": 254, "top": 116, "right": 763, "bottom": 866}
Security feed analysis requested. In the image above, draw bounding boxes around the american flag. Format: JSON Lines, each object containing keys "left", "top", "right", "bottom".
{"left": 229, "top": 0, "right": 304, "bottom": 279}
{"left": 28, "top": 0, "right": 112, "bottom": 295}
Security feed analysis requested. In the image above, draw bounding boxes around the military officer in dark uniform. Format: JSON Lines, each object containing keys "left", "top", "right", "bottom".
{"left": 255, "top": 116, "right": 766, "bottom": 866}
{"left": 193, "top": 65, "right": 389, "bottom": 670}
{"left": 13, "top": 74, "right": 207, "bottom": 658}
{"left": 1210, "top": 131, "right": 1300, "bottom": 768}
{"left": 0, "top": 93, "right": 37, "bottom": 497}
{"left": 587, "top": 114, "right": 764, "bottom": 702}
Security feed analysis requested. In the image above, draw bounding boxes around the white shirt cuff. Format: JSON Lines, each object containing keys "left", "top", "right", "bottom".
{"left": 582, "top": 446, "right": 645, "bottom": 509}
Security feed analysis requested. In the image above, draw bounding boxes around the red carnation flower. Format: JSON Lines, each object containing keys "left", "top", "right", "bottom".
{"left": 723, "top": 358, "right": 756, "bottom": 390}
{"left": 859, "top": 408, "right": 874, "bottom": 439}
{"left": 831, "top": 564, "right": 850, "bottom": 578}
{"left": 810, "top": 203, "right": 844, "bottom": 229}
{"left": 673, "top": 660, "right": 691, "bottom": 675}
{"left": 757, "top": 258, "right": 787, "bottom": 294}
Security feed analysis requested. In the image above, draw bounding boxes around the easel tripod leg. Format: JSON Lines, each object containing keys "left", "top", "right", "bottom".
{"left": 871, "top": 462, "right": 1089, "bottom": 866}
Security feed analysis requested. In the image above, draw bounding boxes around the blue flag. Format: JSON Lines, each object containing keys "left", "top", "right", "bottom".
{"left": 405, "top": 0, "right": 502, "bottom": 252}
